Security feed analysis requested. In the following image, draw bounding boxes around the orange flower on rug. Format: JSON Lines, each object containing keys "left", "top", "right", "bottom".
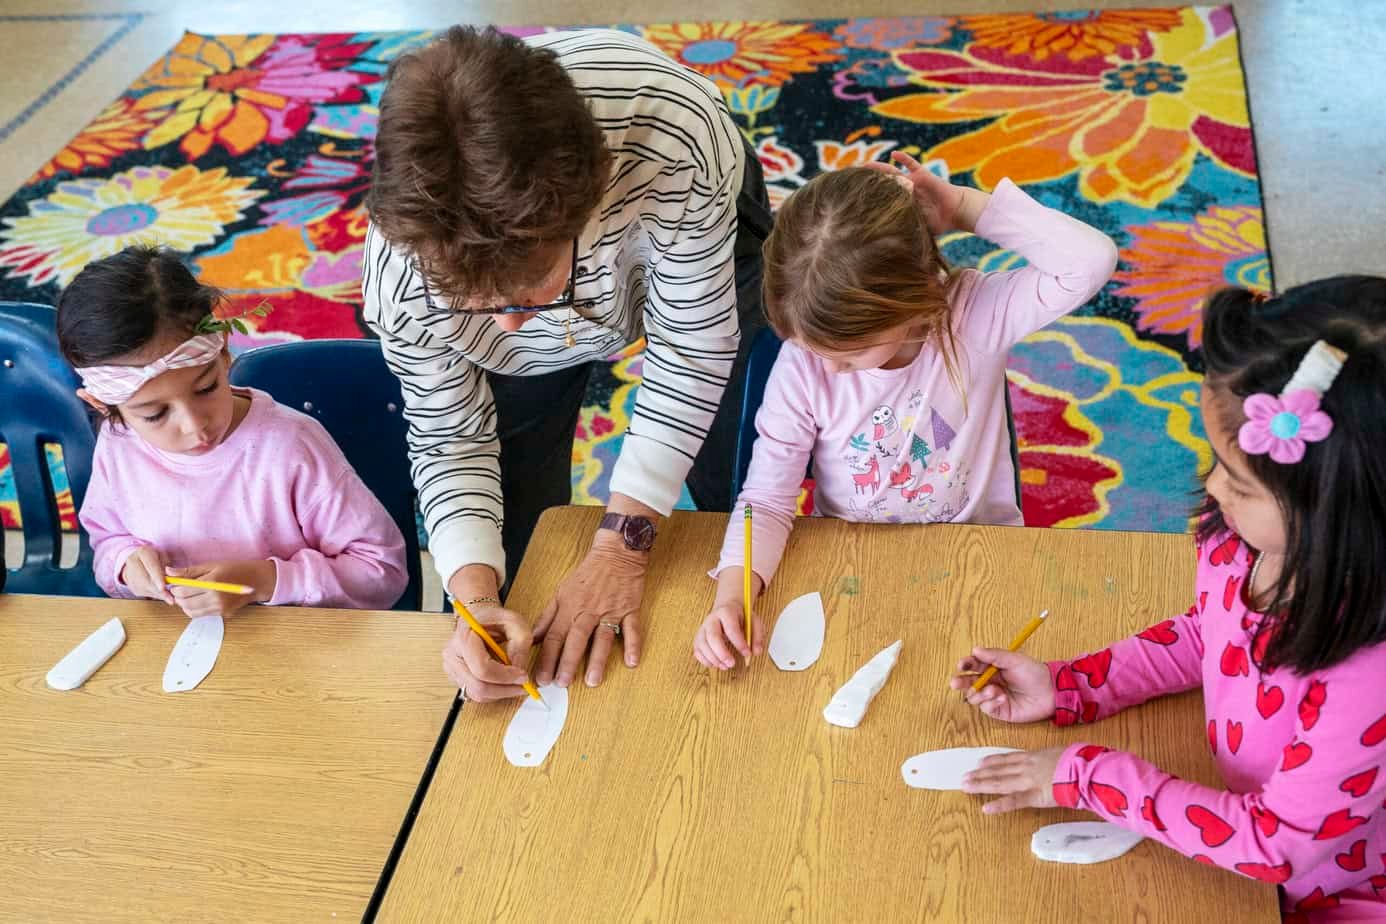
{"left": 875, "top": 7, "right": 1252, "bottom": 207}
{"left": 641, "top": 22, "right": 841, "bottom": 88}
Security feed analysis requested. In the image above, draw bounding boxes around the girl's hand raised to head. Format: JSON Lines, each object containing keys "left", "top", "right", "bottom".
{"left": 865, "top": 151, "right": 986, "bottom": 235}
{"left": 949, "top": 647, "right": 1058, "bottom": 724}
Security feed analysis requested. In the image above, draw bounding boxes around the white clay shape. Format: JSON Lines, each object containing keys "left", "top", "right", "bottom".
{"left": 768, "top": 592, "right": 825, "bottom": 671}
{"left": 162, "top": 615, "right": 224, "bottom": 693}
{"left": 823, "top": 640, "right": 902, "bottom": 728}
{"left": 47, "top": 618, "right": 126, "bottom": 690}
{"left": 503, "top": 684, "right": 569, "bottom": 767}
{"left": 1031, "top": 822, "right": 1143, "bottom": 864}
{"left": 900, "top": 746, "right": 1020, "bottom": 790}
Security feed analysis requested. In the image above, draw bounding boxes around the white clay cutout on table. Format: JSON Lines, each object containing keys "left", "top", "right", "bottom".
{"left": 1031, "top": 822, "right": 1144, "bottom": 864}
{"left": 823, "top": 640, "right": 902, "bottom": 728}
{"left": 47, "top": 618, "right": 126, "bottom": 690}
{"left": 900, "top": 746, "right": 1020, "bottom": 790}
{"left": 162, "top": 615, "right": 224, "bottom": 693}
{"left": 503, "top": 683, "right": 569, "bottom": 767}
{"left": 768, "top": 592, "right": 825, "bottom": 672}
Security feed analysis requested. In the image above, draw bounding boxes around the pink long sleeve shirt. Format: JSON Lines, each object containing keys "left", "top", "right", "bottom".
{"left": 79, "top": 387, "right": 410, "bottom": 611}
{"left": 716, "top": 179, "right": 1118, "bottom": 582}
{"left": 1049, "top": 532, "right": 1386, "bottom": 921}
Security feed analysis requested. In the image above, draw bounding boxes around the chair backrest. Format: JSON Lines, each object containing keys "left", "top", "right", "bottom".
{"left": 0, "top": 301, "right": 103, "bottom": 596}
{"left": 228, "top": 339, "right": 422, "bottom": 611}
{"left": 731, "top": 327, "right": 1025, "bottom": 512}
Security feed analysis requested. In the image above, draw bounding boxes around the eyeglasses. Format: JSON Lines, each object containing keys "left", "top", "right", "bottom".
{"left": 419, "top": 239, "right": 592, "bottom": 316}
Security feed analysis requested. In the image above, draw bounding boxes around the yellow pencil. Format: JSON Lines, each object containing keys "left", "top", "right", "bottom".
{"left": 166, "top": 576, "right": 255, "bottom": 595}
{"left": 743, "top": 503, "right": 753, "bottom": 653}
{"left": 450, "top": 598, "right": 546, "bottom": 708}
{"left": 971, "top": 609, "right": 1050, "bottom": 692}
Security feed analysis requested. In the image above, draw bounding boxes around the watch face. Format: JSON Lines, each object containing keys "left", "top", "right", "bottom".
{"left": 622, "top": 516, "right": 656, "bottom": 551}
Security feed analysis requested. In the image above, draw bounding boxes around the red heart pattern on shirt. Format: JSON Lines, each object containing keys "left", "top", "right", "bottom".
{"left": 1186, "top": 804, "right": 1235, "bottom": 847}
{"left": 1336, "top": 839, "right": 1368, "bottom": 872}
{"left": 1314, "top": 807, "right": 1368, "bottom": 841}
{"left": 1138, "top": 620, "right": 1178, "bottom": 646}
{"left": 1140, "top": 796, "right": 1166, "bottom": 832}
{"left": 1371, "top": 873, "right": 1386, "bottom": 898}
{"left": 1298, "top": 680, "right": 1327, "bottom": 731}
{"left": 1223, "top": 575, "right": 1242, "bottom": 611}
{"left": 1081, "top": 701, "right": 1099, "bottom": 724}
{"left": 1363, "top": 712, "right": 1386, "bottom": 747}
{"left": 1052, "top": 780, "right": 1080, "bottom": 807}
{"left": 1208, "top": 719, "right": 1217, "bottom": 755}
{"left": 1210, "top": 535, "right": 1241, "bottom": 566}
{"left": 1282, "top": 741, "right": 1313, "bottom": 771}
{"left": 1220, "top": 643, "right": 1249, "bottom": 678}
{"left": 1054, "top": 707, "right": 1077, "bottom": 727}
{"left": 1295, "top": 887, "right": 1340, "bottom": 912}
{"left": 1251, "top": 627, "right": 1272, "bottom": 666}
{"left": 1072, "top": 649, "right": 1112, "bottom": 689}
{"left": 1256, "top": 683, "right": 1285, "bottom": 720}
{"left": 1227, "top": 720, "right": 1244, "bottom": 755}
{"left": 1055, "top": 665, "right": 1078, "bottom": 692}
{"left": 1090, "top": 781, "right": 1128, "bottom": 817}
{"left": 1075, "top": 744, "right": 1109, "bottom": 762}
{"left": 1340, "top": 767, "right": 1378, "bottom": 798}
{"left": 1199, "top": 591, "right": 1208, "bottom": 613}
{"left": 1250, "top": 804, "right": 1280, "bottom": 838}
{"left": 1235, "top": 861, "right": 1293, "bottom": 884}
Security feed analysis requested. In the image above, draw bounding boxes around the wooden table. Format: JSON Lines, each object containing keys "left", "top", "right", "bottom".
{"left": 0, "top": 596, "right": 457, "bottom": 922}
{"left": 380, "top": 508, "right": 1277, "bottom": 922}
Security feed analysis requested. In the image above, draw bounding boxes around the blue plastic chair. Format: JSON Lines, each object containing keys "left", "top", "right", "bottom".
{"left": 229, "top": 340, "right": 422, "bottom": 611}
{"left": 732, "top": 327, "right": 1025, "bottom": 510}
{"left": 0, "top": 301, "right": 103, "bottom": 596}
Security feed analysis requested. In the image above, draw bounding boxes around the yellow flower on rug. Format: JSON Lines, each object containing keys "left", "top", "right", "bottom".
{"left": 874, "top": 7, "right": 1252, "bottom": 208}
{"left": 958, "top": 10, "right": 1183, "bottom": 62}
{"left": 641, "top": 22, "right": 840, "bottom": 88}
{"left": 1114, "top": 205, "right": 1268, "bottom": 347}
{"left": 0, "top": 165, "right": 262, "bottom": 287}
{"left": 31, "top": 99, "right": 163, "bottom": 182}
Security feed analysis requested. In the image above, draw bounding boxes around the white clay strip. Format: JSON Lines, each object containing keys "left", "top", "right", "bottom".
{"left": 1031, "top": 821, "right": 1143, "bottom": 865}
{"left": 503, "top": 683, "right": 569, "bottom": 767}
{"left": 162, "top": 615, "right": 224, "bottom": 693}
{"left": 900, "top": 746, "right": 1019, "bottom": 790}
{"left": 768, "top": 592, "right": 825, "bottom": 672}
{"left": 823, "top": 640, "right": 902, "bottom": 728}
{"left": 47, "top": 618, "right": 126, "bottom": 690}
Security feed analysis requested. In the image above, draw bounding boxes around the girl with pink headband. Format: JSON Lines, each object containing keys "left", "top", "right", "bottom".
{"left": 59, "top": 245, "right": 409, "bottom": 616}
{"left": 950, "top": 276, "right": 1386, "bottom": 921}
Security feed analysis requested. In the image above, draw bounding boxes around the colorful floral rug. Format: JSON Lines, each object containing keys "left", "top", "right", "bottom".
{"left": 0, "top": 7, "right": 1268, "bottom": 540}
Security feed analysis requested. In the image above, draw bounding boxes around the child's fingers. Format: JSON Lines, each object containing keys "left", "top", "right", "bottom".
{"left": 704, "top": 619, "right": 737, "bottom": 669}
{"left": 752, "top": 616, "right": 766, "bottom": 656}
{"left": 981, "top": 794, "right": 1030, "bottom": 815}
{"left": 890, "top": 150, "right": 924, "bottom": 172}
{"left": 717, "top": 610, "right": 750, "bottom": 658}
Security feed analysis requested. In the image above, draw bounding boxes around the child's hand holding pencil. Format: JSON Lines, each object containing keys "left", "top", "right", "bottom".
{"left": 949, "top": 647, "right": 1056, "bottom": 723}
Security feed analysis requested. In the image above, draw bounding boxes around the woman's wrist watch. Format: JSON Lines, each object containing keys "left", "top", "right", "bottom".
{"left": 598, "top": 513, "right": 657, "bottom": 552}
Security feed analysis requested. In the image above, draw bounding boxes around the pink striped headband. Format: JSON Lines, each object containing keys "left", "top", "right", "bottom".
{"left": 75, "top": 332, "right": 226, "bottom": 406}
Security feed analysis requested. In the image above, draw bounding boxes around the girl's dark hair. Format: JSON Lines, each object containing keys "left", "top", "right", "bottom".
{"left": 1197, "top": 275, "right": 1386, "bottom": 674}
{"left": 56, "top": 245, "right": 224, "bottom": 367}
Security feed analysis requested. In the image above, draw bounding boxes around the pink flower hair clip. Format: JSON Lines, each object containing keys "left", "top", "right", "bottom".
{"left": 1238, "top": 340, "right": 1347, "bottom": 464}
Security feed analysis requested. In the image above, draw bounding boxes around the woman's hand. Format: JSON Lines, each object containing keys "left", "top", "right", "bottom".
{"left": 534, "top": 534, "right": 647, "bottom": 689}
{"left": 441, "top": 601, "right": 535, "bottom": 701}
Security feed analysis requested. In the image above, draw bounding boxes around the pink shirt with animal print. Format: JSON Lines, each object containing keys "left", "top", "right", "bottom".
{"left": 715, "top": 178, "right": 1117, "bottom": 583}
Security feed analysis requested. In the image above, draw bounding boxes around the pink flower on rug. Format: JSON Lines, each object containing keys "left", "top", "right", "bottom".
{"left": 133, "top": 33, "right": 375, "bottom": 160}
{"left": 1238, "top": 391, "right": 1332, "bottom": 464}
